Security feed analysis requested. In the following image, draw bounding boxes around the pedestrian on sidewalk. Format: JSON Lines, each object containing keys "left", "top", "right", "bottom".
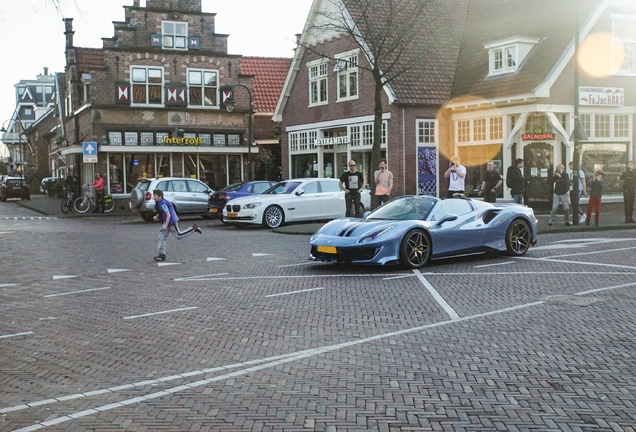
{"left": 373, "top": 159, "right": 393, "bottom": 207}
{"left": 585, "top": 171, "right": 604, "bottom": 226}
{"left": 90, "top": 173, "right": 105, "bottom": 213}
{"left": 620, "top": 161, "right": 636, "bottom": 223}
{"left": 479, "top": 160, "right": 502, "bottom": 203}
{"left": 506, "top": 158, "right": 526, "bottom": 204}
{"left": 152, "top": 189, "right": 202, "bottom": 261}
{"left": 548, "top": 164, "right": 571, "bottom": 227}
{"left": 568, "top": 161, "right": 587, "bottom": 224}
{"left": 444, "top": 156, "right": 466, "bottom": 198}
{"left": 339, "top": 160, "right": 365, "bottom": 217}
{"left": 65, "top": 169, "right": 78, "bottom": 201}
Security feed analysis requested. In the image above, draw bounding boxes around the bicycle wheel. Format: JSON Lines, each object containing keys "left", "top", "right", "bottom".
{"left": 74, "top": 196, "right": 91, "bottom": 213}
{"left": 103, "top": 198, "right": 115, "bottom": 213}
{"left": 61, "top": 197, "right": 72, "bottom": 214}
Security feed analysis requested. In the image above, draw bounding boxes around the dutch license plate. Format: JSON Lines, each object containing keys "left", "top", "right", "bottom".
{"left": 228, "top": 212, "right": 237, "bottom": 218}
{"left": 209, "top": 208, "right": 218, "bottom": 213}
{"left": 317, "top": 245, "right": 337, "bottom": 254}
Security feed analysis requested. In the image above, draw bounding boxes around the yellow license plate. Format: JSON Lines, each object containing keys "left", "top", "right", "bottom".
{"left": 209, "top": 208, "right": 218, "bottom": 213}
{"left": 317, "top": 245, "right": 337, "bottom": 254}
{"left": 228, "top": 212, "right": 237, "bottom": 218}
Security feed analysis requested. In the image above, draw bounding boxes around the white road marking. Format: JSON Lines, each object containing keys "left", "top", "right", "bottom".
{"left": 157, "top": 262, "right": 180, "bottom": 267}
{"left": 52, "top": 275, "right": 78, "bottom": 280}
{"left": 546, "top": 245, "right": 636, "bottom": 259}
{"left": 265, "top": 287, "right": 324, "bottom": 297}
{"left": 252, "top": 253, "right": 273, "bottom": 257}
{"left": 177, "top": 274, "right": 402, "bottom": 281}
{"left": 122, "top": 306, "right": 198, "bottom": 320}
{"left": 474, "top": 261, "right": 514, "bottom": 268}
{"left": 277, "top": 262, "right": 315, "bottom": 268}
{"left": 517, "top": 256, "right": 636, "bottom": 270}
{"left": 206, "top": 257, "right": 228, "bottom": 261}
{"left": 173, "top": 273, "right": 229, "bottom": 281}
{"left": 413, "top": 269, "right": 460, "bottom": 320}
{"left": 576, "top": 281, "right": 636, "bottom": 296}
{"left": 0, "top": 331, "right": 34, "bottom": 339}
{"left": 0, "top": 283, "right": 19, "bottom": 287}
{"left": 107, "top": 269, "right": 129, "bottom": 273}
{"left": 0, "top": 231, "right": 15, "bottom": 234}
{"left": 382, "top": 274, "right": 415, "bottom": 280}
{"left": 44, "top": 287, "right": 111, "bottom": 298}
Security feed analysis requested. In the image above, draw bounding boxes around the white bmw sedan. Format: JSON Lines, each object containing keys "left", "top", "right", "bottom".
{"left": 222, "top": 178, "right": 370, "bottom": 228}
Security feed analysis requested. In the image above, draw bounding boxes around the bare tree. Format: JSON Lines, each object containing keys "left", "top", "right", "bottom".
{"left": 303, "top": 0, "right": 433, "bottom": 205}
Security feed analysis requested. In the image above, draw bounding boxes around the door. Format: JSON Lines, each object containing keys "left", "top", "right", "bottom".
{"left": 187, "top": 179, "right": 212, "bottom": 213}
{"left": 166, "top": 179, "right": 190, "bottom": 212}
{"left": 319, "top": 179, "right": 346, "bottom": 218}
{"left": 428, "top": 199, "right": 485, "bottom": 255}
{"left": 290, "top": 180, "right": 322, "bottom": 222}
{"left": 524, "top": 142, "right": 554, "bottom": 211}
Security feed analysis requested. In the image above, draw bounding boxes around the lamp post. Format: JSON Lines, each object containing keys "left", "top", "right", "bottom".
{"left": 224, "top": 84, "right": 254, "bottom": 181}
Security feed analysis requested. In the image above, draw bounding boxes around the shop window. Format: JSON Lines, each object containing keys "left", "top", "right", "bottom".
{"left": 362, "top": 124, "right": 373, "bottom": 146}
{"left": 614, "top": 114, "right": 629, "bottom": 137}
{"left": 490, "top": 117, "right": 503, "bottom": 140}
{"left": 612, "top": 16, "right": 636, "bottom": 75}
{"left": 289, "top": 133, "right": 299, "bottom": 152}
{"left": 595, "top": 114, "right": 611, "bottom": 138}
{"left": 108, "top": 154, "right": 124, "bottom": 194}
{"left": 156, "top": 154, "right": 171, "bottom": 178}
{"left": 228, "top": 134, "right": 241, "bottom": 146}
{"left": 156, "top": 132, "right": 169, "bottom": 145}
{"left": 473, "top": 118, "right": 486, "bottom": 141}
{"left": 214, "top": 134, "right": 226, "bottom": 147}
{"left": 457, "top": 120, "right": 470, "bottom": 142}
{"left": 109, "top": 132, "right": 123, "bottom": 146}
{"left": 524, "top": 114, "right": 552, "bottom": 134}
{"left": 187, "top": 69, "right": 218, "bottom": 107}
{"left": 350, "top": 126, "right": 360, "bottom": 146}
{"left": 308, "top": 59, "right": 328, "bottom": 106}
{"left": 162, "top": 21, "right": 188, "bottom": 50}
{"left": 131, "top": 66, "right": 163, "bottom": 105}
{"left": 580, "top": 114, "right": 591, "bottom": 138}
{"left": 299, "top": 132, "right": 308, "bottom": 151}
{"left": 309, "top": 131, "right": 317, "bottom": 150}
{"left": 125, "top": 132, "right": 138, "bottom": 146}
{"left": 199, "top": 133, "right": 211, "bottom": 146}
{"left": 140, "top": 132, "right": 154, "bottom": 146}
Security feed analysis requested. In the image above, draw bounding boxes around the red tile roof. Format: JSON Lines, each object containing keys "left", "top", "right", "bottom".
{"left": 240, "top": 56, "right": 292, "bottom": 113}
{"left": 75, "top": 48, "right": 105, "bottom": 73}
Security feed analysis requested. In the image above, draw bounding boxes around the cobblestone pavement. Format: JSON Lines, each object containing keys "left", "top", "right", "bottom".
{"left": 1, "top": 200, "right": 635, "bottom": 431}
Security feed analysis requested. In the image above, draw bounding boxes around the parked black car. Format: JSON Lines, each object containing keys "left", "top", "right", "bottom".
{"left": 1, "top": 177, "right": 30, "bottom": 201}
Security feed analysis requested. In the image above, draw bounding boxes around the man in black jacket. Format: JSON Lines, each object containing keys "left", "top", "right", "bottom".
{"left": 621, "top": 161, "right": 636, "bottom": 223}
{"left": 506, "top": 158, "right": 525, "bottom": 204}
{"left": 548, "top": 164, "right": 571, "bottom": 227}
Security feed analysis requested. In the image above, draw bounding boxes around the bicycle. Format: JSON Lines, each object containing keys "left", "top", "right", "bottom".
{"left": 60, "top": 188, "right": 76, "bottom": 214}
{"left": 74, "top": 184, "right": 115, "bottom": 213}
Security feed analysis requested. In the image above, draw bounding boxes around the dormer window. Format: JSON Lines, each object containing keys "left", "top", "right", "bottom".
{"left": 486, "top": 37, "right": 538, "bottom": 76}
{"left": 611, "top": 14, "right": 636, "bottom": 75}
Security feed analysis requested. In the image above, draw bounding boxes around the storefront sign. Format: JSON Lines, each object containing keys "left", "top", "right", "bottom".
{"left": 314, "top": 137, "right": 351, "bottom": 146}
{"left": 522, "top": 132, "right": 555, "bottom": 140}
{"left": 162, "top": 137, "right": 203, "bottom": 146}
{"left": 579, "top": 87, "right": 624, "bottom": 106}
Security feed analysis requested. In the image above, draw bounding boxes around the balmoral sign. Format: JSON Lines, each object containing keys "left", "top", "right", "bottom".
{"left": 579, "top": 87, "right": 624, "bottom": 106}
{"left": 314, "top": 137, "right": 351, "bottom": 146}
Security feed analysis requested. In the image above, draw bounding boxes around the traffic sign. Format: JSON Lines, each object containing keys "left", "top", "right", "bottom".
{"left": 83, "top": 142, "right": 97, "bottom": 163}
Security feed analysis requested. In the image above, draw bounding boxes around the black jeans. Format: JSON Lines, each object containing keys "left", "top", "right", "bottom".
{"left": 345, "top": 193, "right": 361, "bottom": 217}
{"left": 624, "top": 190, "right": 635, "bottom": 219}
{"left": 95, "top": 190, "right": 104, "bottom": 212}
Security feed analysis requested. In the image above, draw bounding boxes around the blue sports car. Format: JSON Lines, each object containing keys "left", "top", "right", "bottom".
{"left": 309, "top": 195, "right": 538, "bottom": 269}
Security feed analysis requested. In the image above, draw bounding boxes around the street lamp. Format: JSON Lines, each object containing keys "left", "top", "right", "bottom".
{"left": 224, "top": 84, "right": 254, "bottom": 181}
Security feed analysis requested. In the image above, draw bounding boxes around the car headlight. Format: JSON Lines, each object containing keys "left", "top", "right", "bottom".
{"left": 359, "top": 226, "right": 394, "bottom": 243}
{"left": 244, "top": 202, "right": 262, "bottom": 209}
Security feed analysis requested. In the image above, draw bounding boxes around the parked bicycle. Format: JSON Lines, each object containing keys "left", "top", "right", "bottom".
{"left": 60, "top": 188, "right": 76, "bottom": 214}
{"left": 74, "top": 184, "right": 115, "bottom": 213}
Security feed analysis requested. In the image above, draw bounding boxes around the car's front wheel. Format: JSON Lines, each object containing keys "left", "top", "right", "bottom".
{"left": 263, "top": 205, "right": 284, "bottom": 228}
{"left": 399, "top": 228, "right": 431, "bottom": 269}
{"left": 505, "top": 219, "right": 531, "bottom": 256}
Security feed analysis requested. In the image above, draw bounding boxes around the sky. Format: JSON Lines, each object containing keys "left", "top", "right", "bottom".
{"left": 0, "top": 0, "right": 313, "bottom": 131}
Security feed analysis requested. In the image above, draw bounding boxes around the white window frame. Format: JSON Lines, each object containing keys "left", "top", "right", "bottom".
{"left": 416, "top": 119, "right": 438, "bottom": 146}
{"left": 580, "top": 113, "right": 632, "bottom": 140}
{"left": 131, "top": 66, "right": 164, "bottom": 106}
{"left": 307, "top": 59, "right": 328, "bottom": 107}
{"left": 455, "top": 117, "right": 504, "bottom": 144}
{"left": 611, "top": 14, "right": 636, "bottom": 75}
{"left": 187, "top": 68, "right": 219, "bottom": 108}
{"left": 485, "top": 37, "right": 538, "bottom": 76}
{"left": 162, "top": 21, "right": 188, "bottom": 50}
{"left": 335, "top": 50, "right": 359, "bottom": 102}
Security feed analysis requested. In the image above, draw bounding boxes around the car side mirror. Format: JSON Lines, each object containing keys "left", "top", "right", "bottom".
{"left": 362, "top": 210, "right": 371, "bottom": 218}
{"left": 295, "top": 189, "right": 305, "bottom": 196}
{"left": 435, "top": 214, "right": 458, "bottom": 227}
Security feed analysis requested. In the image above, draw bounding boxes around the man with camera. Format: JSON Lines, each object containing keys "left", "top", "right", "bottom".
{"left": 444, "top": 156, "right": 466, "bottom": 198}
{"left": 548, "top": 164, "right": 571, "bottom": 227}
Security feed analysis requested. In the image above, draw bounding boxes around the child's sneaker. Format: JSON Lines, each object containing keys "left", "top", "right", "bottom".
{"left": 579, "top": 214, "right": 586, "bottom": 224}
{"left": 154, "top": 254, "right": 166, "bottom": 261}
{"left": 193, "top": 224, "right": 202, "bottom": 234}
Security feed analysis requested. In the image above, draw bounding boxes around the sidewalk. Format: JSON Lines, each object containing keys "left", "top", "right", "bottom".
{"left": 16, "top": 194, "right": 636, "bottom": 235}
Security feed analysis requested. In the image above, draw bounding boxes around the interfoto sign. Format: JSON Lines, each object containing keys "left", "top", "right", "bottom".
{"left": 579, "top": 87, "right": 624, "bottom": 106}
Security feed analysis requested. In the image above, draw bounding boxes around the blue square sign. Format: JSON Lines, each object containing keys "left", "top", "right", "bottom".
{"left": 83, "top": 142, "right": 98, "bottom": 163}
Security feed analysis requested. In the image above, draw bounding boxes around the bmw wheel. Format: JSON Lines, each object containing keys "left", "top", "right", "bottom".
{"left": 399, "top": 228, "right": 431, "bottom": 269}
{"left": 505, "top": 219, "right": 531, "bottom": 256}
{"left": 263, "top": 205, "right": 284, "bottom": 228}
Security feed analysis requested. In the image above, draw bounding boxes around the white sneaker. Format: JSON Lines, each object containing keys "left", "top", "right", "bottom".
{"left": 579, "top": 214, "right": 586, "bottom": 224}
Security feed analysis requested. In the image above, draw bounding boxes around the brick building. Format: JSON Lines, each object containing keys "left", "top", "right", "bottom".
{"left": 274, "top": 0, "right": 635, "bottom": 208}
{"left": 57, "top": 0, "right": 288, "bottom": 195}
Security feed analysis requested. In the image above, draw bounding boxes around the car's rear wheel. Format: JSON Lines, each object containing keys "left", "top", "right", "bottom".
{"left": 505, "top": 219, "right": 531, "bottom": 256}
{"left": 263, "top": 205, "right": 284, "bottom": 228}
{"left": 141, "top": 213, "right": 155, "bottom": 222}
{"left": 399, "top": 228, "right": 431, "bottom": 269}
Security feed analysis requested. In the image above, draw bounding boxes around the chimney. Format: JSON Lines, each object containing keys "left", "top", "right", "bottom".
{"left": 63, "top": 18, "right": 74, "bottom": 50}
{"left": 44, "top": 67, "right": 49, "bottom": 75}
